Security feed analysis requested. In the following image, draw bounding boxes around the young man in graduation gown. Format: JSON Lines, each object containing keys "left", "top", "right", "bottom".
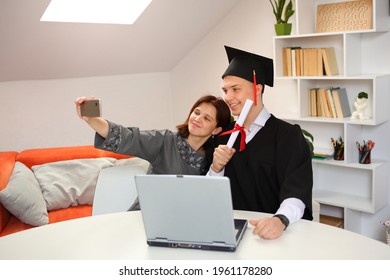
{"left": 209, "top": 46, "right": 313, "bottom": 240}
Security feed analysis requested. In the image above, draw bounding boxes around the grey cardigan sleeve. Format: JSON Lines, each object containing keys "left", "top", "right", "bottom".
{"left": 94, "top": 121, "right": 172, "bottom": 163}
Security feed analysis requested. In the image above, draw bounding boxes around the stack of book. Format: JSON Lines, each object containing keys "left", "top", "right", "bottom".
{"left": 308, "top": 87, "right": 351, "bottom": 118}
{"left": 312, "top": 147, "right": 333, "bottom": 160}
{"left": 282, "top": 47, "right": 338, "bottom": 77}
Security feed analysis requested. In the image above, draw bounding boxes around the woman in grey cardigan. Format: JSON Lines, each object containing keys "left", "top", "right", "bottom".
{"left": 75, "top": 95, "right": 231, "bottom": 175}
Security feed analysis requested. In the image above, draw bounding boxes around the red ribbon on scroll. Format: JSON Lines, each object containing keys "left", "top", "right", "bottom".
{"left": 220, "top": 123, "right": 246, "bottom": 151}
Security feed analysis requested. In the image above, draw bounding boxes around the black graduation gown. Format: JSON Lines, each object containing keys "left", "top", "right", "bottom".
{"left": 217, "top": 115, "right": 313, "bottom": 220}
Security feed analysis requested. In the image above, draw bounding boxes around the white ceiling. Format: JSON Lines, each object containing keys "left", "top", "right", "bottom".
{"left": 0, "top": 0, "right": 240, "bottom": 82}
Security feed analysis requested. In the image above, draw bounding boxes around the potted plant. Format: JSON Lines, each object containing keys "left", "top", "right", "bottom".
{"left": 302, "top": 129, "right": 314, "bottom": 157}
{"left": 269, "top": 0, "right": 295, "bottom": 36}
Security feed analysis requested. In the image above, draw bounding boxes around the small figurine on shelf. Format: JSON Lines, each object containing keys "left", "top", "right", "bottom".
{"left": 351, "top": 92, "right": 368, "bottom": 120}
{"left": 380, "top": 219, "right": 390, "bottom": 245}
{"left": 356, "top": 139, "right": 375, "bottom": 164}
{"left": 331, "top": 137, "right": 344, "bottom": 160}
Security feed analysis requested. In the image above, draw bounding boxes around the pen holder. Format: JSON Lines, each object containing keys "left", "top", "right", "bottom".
{"left": 333, "top": 145, "right": 344, "bottom": 161}
{"left": 356, "top": 140, "right": 375, "bottom": 164}
{"left": 331, "top": 137, "right": 344, "bottom": 161}
{"left": 359, "top": 150, "right": 371, "bottom": 164}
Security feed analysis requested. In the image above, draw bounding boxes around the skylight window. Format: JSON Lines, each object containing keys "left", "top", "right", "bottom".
{"left": 41, "top": 0, "right": 152, "bottom": 25}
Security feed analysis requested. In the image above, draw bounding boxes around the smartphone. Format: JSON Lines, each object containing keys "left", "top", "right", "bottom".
{"left": 80, "top": 99, "right": 101, "bottom": 117}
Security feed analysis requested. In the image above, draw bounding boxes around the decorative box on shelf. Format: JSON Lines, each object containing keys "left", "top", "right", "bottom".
{"left": 316, "top": 0, "right": 373, "bottom": 33}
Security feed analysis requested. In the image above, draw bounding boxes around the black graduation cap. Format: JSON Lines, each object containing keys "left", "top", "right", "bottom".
{"left": 222, "top": 45, "right": 274, "bottom": 89}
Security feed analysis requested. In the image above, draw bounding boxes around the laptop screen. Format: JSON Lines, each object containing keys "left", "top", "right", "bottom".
{"left": 135, "top": 174, "right": 247, "bottom": 250}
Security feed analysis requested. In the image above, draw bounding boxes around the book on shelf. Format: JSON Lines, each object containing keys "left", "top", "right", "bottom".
{"left": 332, "top": 87, "right": 351, "bottom": 118}
{"left": 322, "top": 47, "right": 339, "bottom": 76}
{"left": 316, "top": 48, "right": 324, "bottom": 76}
{"left": 282, "top": 47, "right": 301, "bottom": 76}
{"left": 312, "top": 147, "right": 333, "bottom": 160}
{"left": 313, "top": 154, "right": 333, "bottom": 160}
{"left": 308, "top": 88, "right": 317, "bottom": 116}
{"left": 291, "top": 48, "right": 297, "bottom": 76}
{"left": 308, "top": 48, "right": 318, "bottom": 76}
{"left": 283, "top": 47, "right": 336, "bottom": 77}
{"left": 317, "top": 87, "right": 332, "bottom": 117}
{"left": 302, "top": 48, "right": 310, "bottom": 76}
{"left": 316, "top": 88, "right": 323, "bottom": 117}
{"left": 326, "top": 87, "right": 337, "bottom": 118}
{"left": 308, "top": 88, "right": 318, "bottom": 116}
{"left": 308, "top": 87, "right": 324, "bottom": 117}
{"left": 308, "top": 87, "right": 344, "bottom": 118}
{"left": 320, "top": 215, "right": 344, "bottom": 228}
{"left": 282, "top": 47, "right": 291, "bottom": 76}
{"left": 296, "top": 47, "right": 305, "bottom": 76}
{"left": 302, "top": 48, "right": 324, "bottom": 76}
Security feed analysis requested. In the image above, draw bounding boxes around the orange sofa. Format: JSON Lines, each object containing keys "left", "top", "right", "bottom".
{"left": 0, "top": 145, "right": 131, "bottom": 237}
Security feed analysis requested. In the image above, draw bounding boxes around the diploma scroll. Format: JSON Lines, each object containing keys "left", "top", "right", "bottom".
{"left": 226, "top": 99, "right": 253, "bottom": 148}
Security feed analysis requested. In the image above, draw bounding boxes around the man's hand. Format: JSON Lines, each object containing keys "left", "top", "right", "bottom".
{"left": 210, "top": 145, "right": 235, "bottom": 173}
{"left": 249, "top": 217, "right": 286, "bottom": 240}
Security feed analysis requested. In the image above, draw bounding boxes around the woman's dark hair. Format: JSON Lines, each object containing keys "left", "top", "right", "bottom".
{"left": 176, "top": 95, "right": 231, "bottom": 175}
{"left": 176, "top": 95, "right": 231, "bottom": 139}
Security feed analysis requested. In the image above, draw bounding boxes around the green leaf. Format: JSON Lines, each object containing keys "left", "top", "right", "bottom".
{"left": 302, "top": 129, "right": 314, "bottom": 156}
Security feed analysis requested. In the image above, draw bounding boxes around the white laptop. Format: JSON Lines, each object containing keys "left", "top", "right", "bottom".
{"left": 134, "top": 174, "right": 247, "bottom": 252}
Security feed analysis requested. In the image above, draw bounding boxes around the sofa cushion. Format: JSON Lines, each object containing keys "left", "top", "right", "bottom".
{"left": 48, "top": 205, "right": 93, "bottom": 224}
{"left": 16, "top": 145, "right": 131, "bottom": 169}
{"left": 0, "top": 216, "right": 35, "bottom": 237}
{"left": 32, "top": 158, "right": 117, "bottom": 210}
{"left": 0, "top": 151, "right": 18, "bottom": 232}
{"left": 0, "top": 205, "right": 94, "bottom": 237}
{"left": 32, "top": 157, "right": 151, "bottom": 211}
{"left": 0, "top": 162, "right": 49, "bottom": 226}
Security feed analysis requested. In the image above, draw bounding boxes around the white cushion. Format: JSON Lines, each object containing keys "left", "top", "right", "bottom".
{"left": 32, "top": 157, "right": 151, "bottom": 211}
{"left": 114, "top": 157, "right": 152, "bottom": 172}
{"left": 0, "top": 162, "right": 49, "bottom": 226}
{"left": 32, "top": 158, "right": 116, "bottom": 210}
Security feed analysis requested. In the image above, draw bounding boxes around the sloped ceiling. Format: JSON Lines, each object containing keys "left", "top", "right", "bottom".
{"left": 0, "top": 0, "right": 239, "bottom": 82}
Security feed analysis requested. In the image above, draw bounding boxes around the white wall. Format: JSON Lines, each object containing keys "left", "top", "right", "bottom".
{"left": 0, "top": 73, "right": 172, "bottom": 151}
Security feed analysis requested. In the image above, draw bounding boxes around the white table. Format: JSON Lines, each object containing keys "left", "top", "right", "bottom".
{"left": 0, "top": 210, "right": 389, "bottom": 260}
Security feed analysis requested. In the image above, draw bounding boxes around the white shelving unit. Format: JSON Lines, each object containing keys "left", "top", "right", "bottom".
{"left": 272, "top": 0, "right": 390, "bottom": 236}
